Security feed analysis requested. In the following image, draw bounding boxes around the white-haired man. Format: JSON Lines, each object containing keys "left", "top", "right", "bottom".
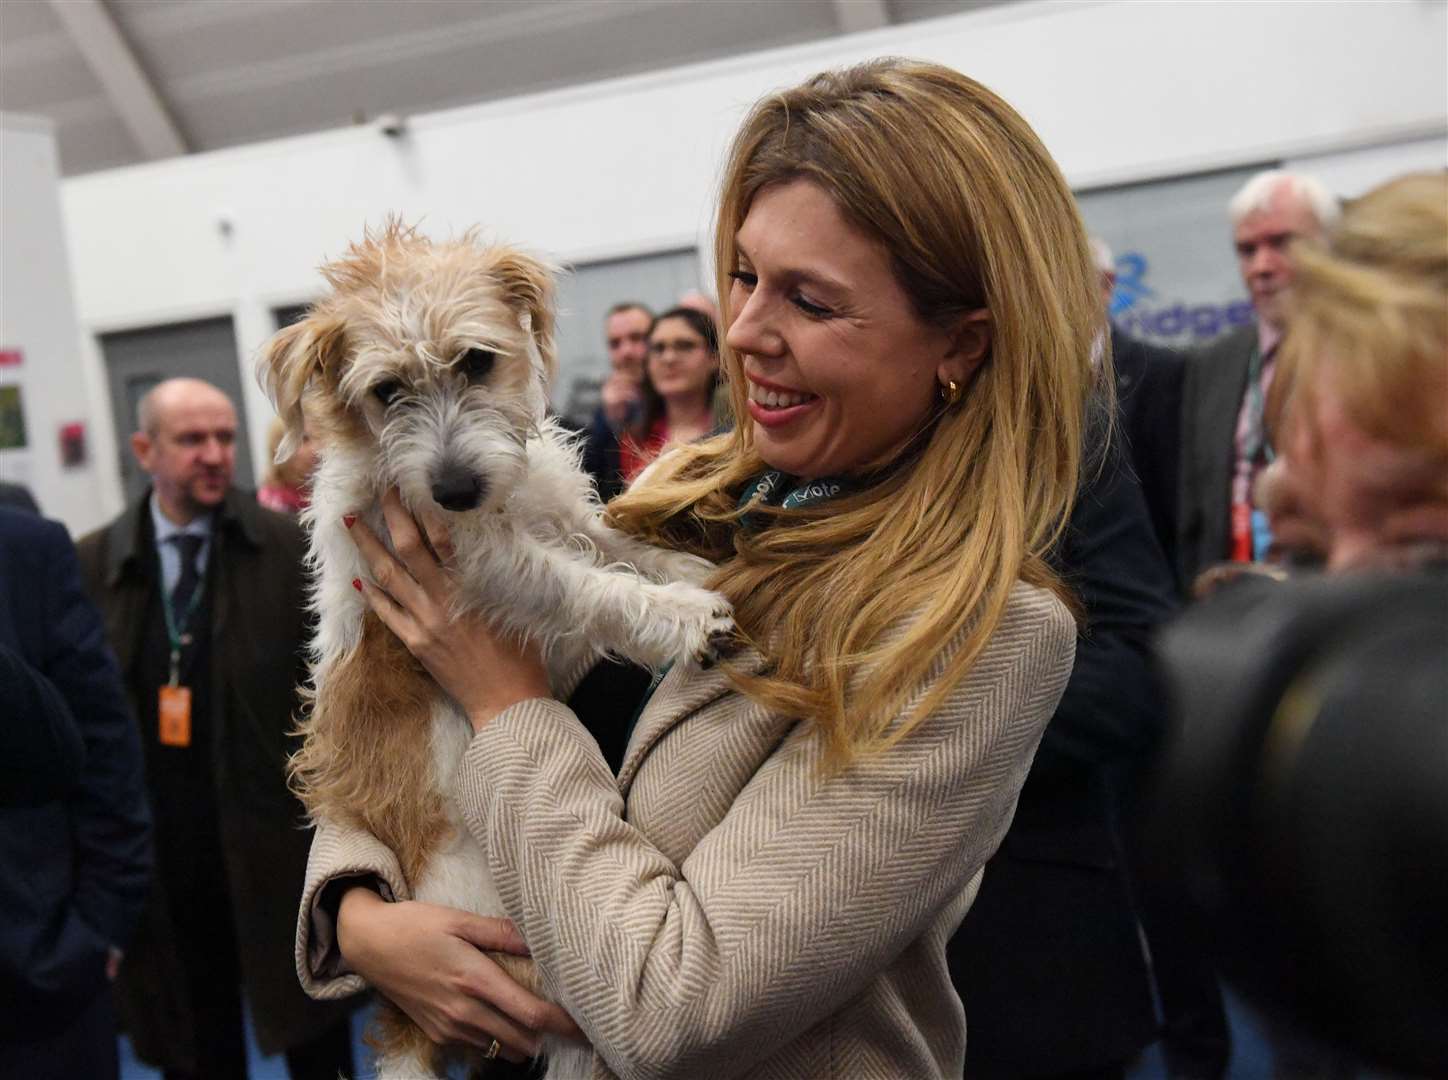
{"left": 1177, "top": 170, "right": 1339, "bottom": 591}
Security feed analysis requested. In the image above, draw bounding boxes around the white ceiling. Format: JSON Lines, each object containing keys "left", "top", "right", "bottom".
{"left": 0, "top": 0, "right": 1005, "bottom": 177}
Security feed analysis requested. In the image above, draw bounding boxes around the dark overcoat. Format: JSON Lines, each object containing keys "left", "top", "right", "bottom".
{"left": 1177, "top": 323, "right": 1256, "bottom": 592}
{"left": 949, "top": 429, "right": 1176, "bottom": 1075}
{"left": 1, "top": 508, "right": 152, "bottom": 1043}
{"left": 76, "top": 488, "right": 355, "bottom": 1069}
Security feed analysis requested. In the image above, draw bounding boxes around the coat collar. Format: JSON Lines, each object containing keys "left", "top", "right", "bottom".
{"left": 102, "top": 487, "right": 266, "bottom": 589}
{"left": 615, "top": 646, "right": 768, "bottom": 794}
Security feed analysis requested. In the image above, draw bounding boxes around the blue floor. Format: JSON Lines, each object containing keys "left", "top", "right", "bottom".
{"left": 118, "top": 989, "right": 1281, "bottom": 1079}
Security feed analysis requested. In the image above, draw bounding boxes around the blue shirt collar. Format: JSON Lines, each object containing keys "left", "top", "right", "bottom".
{"left": 149, "top": 495, "right": 213, "bottom": 548}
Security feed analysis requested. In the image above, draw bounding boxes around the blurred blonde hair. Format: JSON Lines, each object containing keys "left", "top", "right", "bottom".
{"left": 264, "top": 413, "right": 310, "bottom": 490}
{"left": 1273, "top": 172, "right": 1448, "bottom": 459}
{"left": 608, "top": 59, "right": 1099, "bottom": 768}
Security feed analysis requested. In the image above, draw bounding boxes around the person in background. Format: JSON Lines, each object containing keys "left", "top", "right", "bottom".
{"left": 297, "top": 58, "right": 1095, "bottom": 1078}
{"left": 1272, "top": 171, "right": 1447, "bottom": 577}
{"left": 75, "top": 378, "right": 356, "bottom": 1080}
{"left": 1, "top": 506, "right": 152, "bottom": 1080}
{"left": 617, "top": 305, "right": 721, "bottom": 486}
{"left": 581, "top": 301, "right": 653, "bottom": 501}
{"left": 1092, "top": 237, "right": 1186, "bottom": 589}
{"left": 675, "top": 291, "right": 734, "bottom": 432}
{"left": 258, "top": 414, "right": 319, "bottom": 515}
{"left": 949, "top": 398, "right": 1176, "bottom": 1077}
{"left": 0, "top": 480, "right": 39, "bottom": 513}
{"left": 1178, "top": 171, "right": 1338, "bottom": 592}
{"left": 1217, "top": 169, "right": 1448, "bottom": 1078}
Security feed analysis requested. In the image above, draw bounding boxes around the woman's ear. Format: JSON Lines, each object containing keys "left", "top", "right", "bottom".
{"left": 938, "top": 308, "right": 992, "bottom": 390}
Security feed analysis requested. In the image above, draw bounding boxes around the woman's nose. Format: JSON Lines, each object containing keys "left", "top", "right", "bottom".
{"left": 726, "top": 293, "right": 782, "bottom": 358}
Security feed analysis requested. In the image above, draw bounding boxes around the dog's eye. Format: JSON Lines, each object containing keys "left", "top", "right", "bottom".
{"left": 461, "top": 348, "right": 495, "bottom": 382}
{"left": 373, "top": 380, "right": 404, "bottom": 406}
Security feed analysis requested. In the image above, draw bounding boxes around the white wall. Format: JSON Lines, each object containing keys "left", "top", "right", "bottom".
{"left": 0, "top": 114, "right": 113, "bottom": 531}
{"left": 56, "top": 0, "right": 1448, "bottom": 527}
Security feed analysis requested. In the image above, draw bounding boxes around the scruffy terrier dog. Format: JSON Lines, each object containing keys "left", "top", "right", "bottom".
{"left": 259, "top": 223, "right": 733, "bottom": 1078}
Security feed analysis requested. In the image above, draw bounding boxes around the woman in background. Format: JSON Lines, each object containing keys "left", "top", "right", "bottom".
{"left": 258, "top": 414, "right": 318, "bottom": 514}
{"left": 617, "top": 306, "right": 721, "bottom": 485}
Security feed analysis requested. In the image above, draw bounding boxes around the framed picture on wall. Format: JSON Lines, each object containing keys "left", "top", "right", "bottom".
{"left": 0, "top": 385, "right": 27, "bottom": 450}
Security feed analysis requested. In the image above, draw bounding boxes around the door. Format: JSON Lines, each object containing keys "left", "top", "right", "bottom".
{"left": 99, "top": 316, "right": 255, "bottom": 504}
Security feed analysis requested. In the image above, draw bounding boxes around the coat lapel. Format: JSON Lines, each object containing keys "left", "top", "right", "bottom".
{"left": 615, "top": 647, "right": 767, "bottom": 795}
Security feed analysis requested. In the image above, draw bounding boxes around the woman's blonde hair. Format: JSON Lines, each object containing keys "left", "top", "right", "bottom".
{"left": 263, "top": 413, "right": 310, "bottom": 489}
{"left": 608, "top": 59, "right": 1100, "bottom": 767}
{"left": 1273, "top": 172, "right": 1448, "bottom": 459}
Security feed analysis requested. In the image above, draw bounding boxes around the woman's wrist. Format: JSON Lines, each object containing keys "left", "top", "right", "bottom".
{"left": 336, "top": 883, "right": 385, "bottom": 967}
{"left": 466, "top": 682, "right": 552, "bottom": 734}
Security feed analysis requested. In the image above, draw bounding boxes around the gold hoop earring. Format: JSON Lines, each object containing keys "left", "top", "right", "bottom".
{"left": 941, "top": 379, "right": 962, "bottom": 407}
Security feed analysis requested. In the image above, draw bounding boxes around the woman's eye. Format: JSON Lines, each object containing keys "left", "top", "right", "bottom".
{"left": 373, "top": 380, "right": 403, "bottom": 406}
{"left": 728, "top": 270, "right": 757, "bottom": 289}
{"left": 461, "top": 348, "right": 495, "bottom": 382}
{"left": 792, "top": 293, "right": 833, "bottom": 318}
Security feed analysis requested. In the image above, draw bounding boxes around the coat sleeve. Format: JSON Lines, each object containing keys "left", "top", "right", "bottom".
{"left": 458, "top": 588, "right": 1074, "bottom": 1080}
{"left": 39, "top": 520, "right": 153, "bottom": 950}
{"left": 0, "top": 642, "right": 87, "bottom": 805}
{"left": 295, "top": 814, "right": 408, "bottom": 1000}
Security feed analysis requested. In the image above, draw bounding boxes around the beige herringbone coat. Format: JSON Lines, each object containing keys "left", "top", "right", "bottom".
{"left": 297, "top": 582, "right": 1075, "bottom": 1079}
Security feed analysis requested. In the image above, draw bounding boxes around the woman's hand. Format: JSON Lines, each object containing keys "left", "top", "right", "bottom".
{"left": 601, "top": 371, "right": 644, "bottom": 434}
{"left": 337, "top": 887, "right": 582, "bottom": 1061}
{"left": 348, "top": 488, "right": 551, "bottom": 730}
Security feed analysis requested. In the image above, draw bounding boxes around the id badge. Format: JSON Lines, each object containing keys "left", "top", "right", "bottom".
{"left": 158, "top": 685, "right": 192, "bottom": 747}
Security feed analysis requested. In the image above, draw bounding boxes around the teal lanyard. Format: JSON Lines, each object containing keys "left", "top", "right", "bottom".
{"left": 618, "top": 472, "right": 857, "bottom": 752}
{"left": 162, "top": 568, "right": 205, "bottom": 688}
{"left": 736, "top": 470, "right": 858, "bottom": 530}
{"left": 1243, "top": 345, "right": 1275, "bottom": 468}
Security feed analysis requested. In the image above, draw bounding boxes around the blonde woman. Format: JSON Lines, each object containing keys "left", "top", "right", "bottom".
{"left": 297, "top": 59, "right": 1100, "bottom": 1077}
{"left": 1270, "top": 171, "right": 1448, "bottom": 575}
{"left": 258, "top": 414, "right": 319, "bottom": 515}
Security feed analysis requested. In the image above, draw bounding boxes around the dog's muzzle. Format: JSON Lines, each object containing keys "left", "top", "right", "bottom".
{"left": 431, "top": 466, "right": 487, "bottom": 512}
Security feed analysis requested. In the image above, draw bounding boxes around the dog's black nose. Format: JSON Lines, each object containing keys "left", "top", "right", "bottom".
{"left": 431, "top": 468, "right": 486, "bottom": 511}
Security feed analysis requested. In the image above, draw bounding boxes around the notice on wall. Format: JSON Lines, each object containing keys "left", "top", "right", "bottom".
{"left": 0, "top": 385, "right": 27, "bottom": 449}
{"left": 0, "top": 348, "right": 22, "bottom": 369}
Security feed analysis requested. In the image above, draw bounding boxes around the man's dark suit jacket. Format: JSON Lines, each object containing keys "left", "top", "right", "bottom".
{"left": 949, "top": 424, "right": 1178, "bottom": 1076}
{"left": 1178, "top": 324, "right": 1257, "bottom": 592}
{"left": 76, "top": 489, "right": 355, "bottom": 1070}
{"left": 0, "top": 507, "right": 152, "bottom": 1041}
{"left": 1112, "top": 326, "right": 1185, "bottom": 592}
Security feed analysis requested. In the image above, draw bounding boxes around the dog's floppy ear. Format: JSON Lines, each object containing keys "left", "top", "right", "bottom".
{"left": 492, "top": 249, "right": 557, "bottom": 384}
{"left": 256, "top": 314, "right": 346, "bottom": 461}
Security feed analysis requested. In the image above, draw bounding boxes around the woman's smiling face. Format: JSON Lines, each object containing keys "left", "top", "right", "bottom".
{"left": 726, "top": 178, "right": 966, "bottom": 479}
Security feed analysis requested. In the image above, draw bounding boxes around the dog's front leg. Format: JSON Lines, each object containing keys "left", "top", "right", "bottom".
{"left": 488, "top": 540, "right": 734, "bottom": 671}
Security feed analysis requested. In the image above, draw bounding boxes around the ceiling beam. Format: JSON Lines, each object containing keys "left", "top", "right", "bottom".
{"left": 47, "top": 0, "right": 187, "bottom": 160}
{"left": 833, "top": 0, "right": 892, "bottom": 35}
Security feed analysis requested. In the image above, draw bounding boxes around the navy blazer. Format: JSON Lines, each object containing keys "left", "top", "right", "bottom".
{"left": 0, "top": 507, "right": 152, "bottom": 1039}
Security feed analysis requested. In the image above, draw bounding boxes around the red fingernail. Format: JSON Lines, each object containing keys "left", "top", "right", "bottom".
{"left": 343, "top": 514, "right": 356, "bottom": 528}
{"left": 351, "top": 578, "right": 362, "bottom": 592}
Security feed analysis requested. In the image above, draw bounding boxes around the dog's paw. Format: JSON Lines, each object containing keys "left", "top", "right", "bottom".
{"left": 682, "top": 592, "right": 737, "bottom": 668}
{"left": 626, "top": 582, "right": 737, "bottom": 669}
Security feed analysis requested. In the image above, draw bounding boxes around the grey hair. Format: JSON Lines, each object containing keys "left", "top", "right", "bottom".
{"left": 1088, "top": 236, "right": 1115, "bottom": 274}
{"left": 1228, "top": 170, "right": 1340, "bottom": 230}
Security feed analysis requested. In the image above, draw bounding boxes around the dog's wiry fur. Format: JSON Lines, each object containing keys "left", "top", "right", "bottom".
{"left": 260, "top": 222, "right": 733, "bottom": 1079}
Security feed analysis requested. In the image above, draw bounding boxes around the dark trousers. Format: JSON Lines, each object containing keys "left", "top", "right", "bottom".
{"left": 0, "top": 986, "right": 119, "bottom": 1080}
{"left": 158, "top": 832, "right": 354, "bottom": 1080}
